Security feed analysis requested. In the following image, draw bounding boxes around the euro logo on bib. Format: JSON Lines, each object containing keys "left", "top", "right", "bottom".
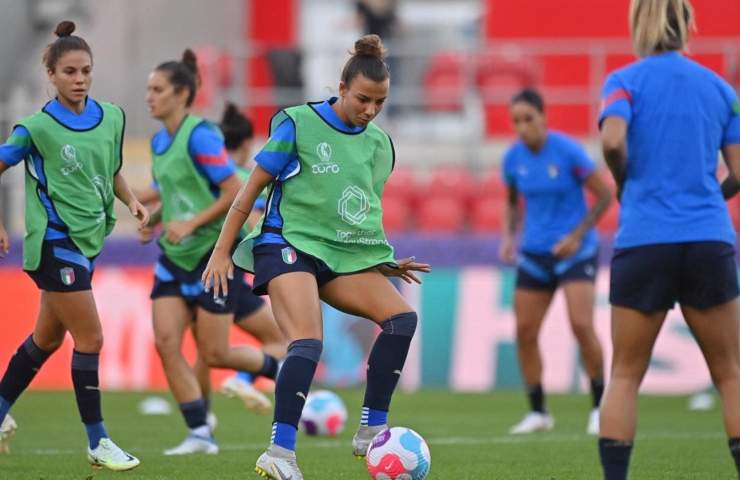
{"left": 281, "top": 247, "right": 298, "bottom": 265}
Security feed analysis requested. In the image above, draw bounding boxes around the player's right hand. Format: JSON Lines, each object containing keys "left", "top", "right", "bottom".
{"left": 202, "top": 247, "right": 234, "bottom": 299}
{"left": 498, "top": 236, "right": 516, "bottom": 263}
{"left": 0, "top": 223, "right": 9, "bottom": 257}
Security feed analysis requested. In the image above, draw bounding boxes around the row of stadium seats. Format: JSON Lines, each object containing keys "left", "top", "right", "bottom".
{"left": 381, "top": 167, "right": 621, "bottom": 233}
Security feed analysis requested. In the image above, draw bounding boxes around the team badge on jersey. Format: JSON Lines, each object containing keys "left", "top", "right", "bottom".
{"left": 547, "top": 163, "right": 559, "bottom": 179}
{"left": 313, "top": 142, "right": 340, "bottom": 174}
{"left": 60, "top": 267, "right": 75, "bottom": 286}
{"left": 60, "top": 144, "right": 82, "bottom": 176}
{"left": 281, "top": 247, "right": 298, "bottom": 265}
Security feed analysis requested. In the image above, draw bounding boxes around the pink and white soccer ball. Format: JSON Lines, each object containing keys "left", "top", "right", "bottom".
{"left": 366, "top": 427, "right": 431, "bottom": 480}
{"left": 298, "top": 390, "right": 347, "bottom": 436}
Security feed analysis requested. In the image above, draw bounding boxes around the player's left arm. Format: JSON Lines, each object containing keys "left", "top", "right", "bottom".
{"left": 720, "top": 90, "right": 740, "bottom": 199}
{"left": 113, "top": 172, "right": 150, "bottom": 228}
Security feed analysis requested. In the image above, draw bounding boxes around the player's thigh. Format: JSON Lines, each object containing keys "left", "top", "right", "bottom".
{"left": 32, "top": 292, "right": 67, "bottom": 351}
{"left": 193, "top": 308, "right": 234, "bottom": 351}
{"left": 267, "top": 271, "right": 323, "bottom": 341}
{"left": 561, "top": 281, "right": 596, "bottom": 329}
{"left": 319, "top": 269, "right": 412, "bottom": 325}
{"left": 610, "top": 306, "right": 666, "bottom": 379}
{"left": 513, "top": 288, "right": 554, "bottom": 333}
{"left": 152, "top": 297, "right": 192, "bottom": 353}
{"left": 682, "top": 299, "right": 740, "bottom": 380}
{"left": 236, "top": 304, "right": 285, "bottom": 345}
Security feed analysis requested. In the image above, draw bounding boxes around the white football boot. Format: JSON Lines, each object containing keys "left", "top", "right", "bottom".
{"left": 163, "top": 433, "right": 219, "bottom": 456}
{"left": 509, "top": 411, "right": 555, "bottom": 434}
{"left": 0, "top": 414, "right": 17, "bottom": 454}
{"left": 352, "top": 424, "right": 388, "bottom": 458}
{"left": 255, "top": 444, "right": 303, "bottom": 480}
{"left": 221, "top": 375, "right": 272, "bottom": 415}
{"left": 587, "top": 408, "right": 600, "bottom": 435}
{"left": 87, "top": 438, "right": 140, "bottom": 471}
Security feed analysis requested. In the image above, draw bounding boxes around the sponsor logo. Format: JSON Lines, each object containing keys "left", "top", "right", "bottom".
{"left": 338, "top": 185, "right": 370, "bottom": 225}
{"left": 296, "top": 391, "right": 307, "bottom": 401}
{"left": 547, "top": 163, "right": 559, "bottom": 179}
{"left": 312, "top": 142, "right": 340, "bottom": 174}
{"left": 281, "top": 247, "right": 298, "bottom": 265}
{"left": 60, "top": 144, "right": 82, "bottom": 176}
{"left": 92, "top": 175, "right": 113, "bottom": 203}
{"left": 584, "top": 264, "right": 596, "bottom": 277}
{"left": 60, "top": 267, "right": 75, "bottom": 286}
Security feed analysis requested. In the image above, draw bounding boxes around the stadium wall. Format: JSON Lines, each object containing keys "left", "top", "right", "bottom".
{"left": 0, "top": 238, "right": 714, "bottom": 395}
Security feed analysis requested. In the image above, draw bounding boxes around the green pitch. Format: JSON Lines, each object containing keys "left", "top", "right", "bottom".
{"left": 0, "top": 390, "right": 733, "bottom": 479}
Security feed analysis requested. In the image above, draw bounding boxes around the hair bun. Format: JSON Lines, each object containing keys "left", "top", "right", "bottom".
{"left": 221, "top": 102, "right": 240, "bottom": 122}
{"left": 54, "top": 20, "right": 76, "bottom": 38}
{"left": 181, "top": 48, "right": 199, "bottom": 75}
{"left": 353, "top": 34, "right": 387, "bottom": 60}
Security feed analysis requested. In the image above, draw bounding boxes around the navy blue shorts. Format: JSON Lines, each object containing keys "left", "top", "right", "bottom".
{"left": 150, "top": 251, "right": 239, "bottom": 315}
{"left": 25, "top": 238, "right": 96, "bottom": 292}
{"left": 610, "top": 241, "right": 739, "bottom": 313}
{"left": 516, "top": 250, "right": 598, "bottom": 290}
{"left": 252, "top": 243, "right": 340, "bottom": 296}
{"left": 233, "top": 273, "right": 266, "bottom": 320}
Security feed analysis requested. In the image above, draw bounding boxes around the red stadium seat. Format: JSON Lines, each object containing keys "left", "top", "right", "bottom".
{"left": 417, "top": 196, "right": 466, "bottom": 233}
{"left": 427, "top": 167, "right": 477, "bottom": 207}
{"left": 470, "top": 197, "right": 506, "bottom": 233}
{"left": 423, "top": 52, "right": 466, "bottom": 112}
{"left": 475, "top": 170, "right": 508, "bottom": 201}
{"left": 382, "top": 196, "right": 411, "bottom": 233}
{"left": 384, "top": 167, "right": 422, "bottom": 208}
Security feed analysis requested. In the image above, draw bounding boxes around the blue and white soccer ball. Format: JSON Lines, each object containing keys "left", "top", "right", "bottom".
{"left": 299, "top": 390, "right": 348, "bottom": 437}
{"left": 366, "top": 427, "right": 431, "bottom": 480}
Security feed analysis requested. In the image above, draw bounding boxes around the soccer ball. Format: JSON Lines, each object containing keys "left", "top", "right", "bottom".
{"left": 366, "top": 427, "right": 431, "bottom": 480}
{"left": 298, "top": 390, "right": 348, "bottom": 436}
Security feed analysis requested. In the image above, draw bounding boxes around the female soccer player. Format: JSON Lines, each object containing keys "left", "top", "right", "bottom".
{"left": 144, "top": 50, "right": 281, "bottom": 455}
{"left": 203, "top": 34, "right": 430, "bottom": 479}
{"left": 0, "top": 21, "right": 145, "bottom": 470}
{"left": 500, "top": 89, "right": 612, "bottom": 436}
{"left": 193, "top": 104, "right": 287, "bottom": 415}
{"left": 598, "top": 1, "right": 740, "bottom": 478}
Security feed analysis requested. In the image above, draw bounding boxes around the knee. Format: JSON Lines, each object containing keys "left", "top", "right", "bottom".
{"left": 201, "top": 347, "right": 229, "bottom": 368}
{"left": 33, "top": 334, "right": 64, "bottom": 354}
{"left": 380, "top": 312, "right": 418, "bottom": 337}
{"left": 570, "top": 322, "right": 594, "bottom": 342}
{"left": 516, "top": 323, "right": 539, "bottom": 345}
{"left": 74, "top": 332, "right": 103, "bottom": 353}
{"left": 154, "top": 333, "right": 180, "bottom": 359}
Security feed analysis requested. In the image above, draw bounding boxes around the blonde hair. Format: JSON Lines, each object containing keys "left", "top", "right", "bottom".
{"left": 630, "top": 0, "right": 695, "bottom": 57}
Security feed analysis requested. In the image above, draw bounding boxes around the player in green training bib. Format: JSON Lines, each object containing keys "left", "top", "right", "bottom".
{"left": 140, "top": 50, "right": 284, "bottom": 456}
{"left": 191, "top": 103, "right": 286, "bottom": 423}
{"left": 202, "top": 35, "right": 431, "bottom": 479}
{"left": 0, "top": 21, "right": 145, "bottom": 471}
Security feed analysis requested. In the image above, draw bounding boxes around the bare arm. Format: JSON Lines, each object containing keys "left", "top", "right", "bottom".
{"left": 164, "top": 174, "right": 241, "bottom": 244}
{"left": 201, "top": 165, "right": 275, "bottom": 297}
{"left": 132, "top": 185, "right": 161, "bottom": 205}
{"left": 114, "top": 173, "right": 149, "bottom": 227}
{"left": 572, "top": 172, "right": 612, "bottom": 238}
{"left": 721, "top": 144, "right": 740, "bottom": 199}
{"left": 600, "top": 116, "right": 628, "bottom": 201}
{"left": 498, "top": 183, "right": 519, "bottom": 263}
{"left": 0, "top": 163, "right": 9, "bottom": 256}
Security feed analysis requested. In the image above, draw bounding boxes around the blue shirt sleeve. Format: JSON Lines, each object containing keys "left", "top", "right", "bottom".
{"left": 0, "top": 126, "right": 33, "bottom": 167}
{"left": 254, "top": 118, "right": 300, "bottom": 179}
{"left": 188, "top": 123, "right": 236, "bottom": 185}
{"left": 599, "top": 72, "right": 633, "bottom": 127}
{"left": 721, "top": 82, "right": 740, "bottom": 146}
